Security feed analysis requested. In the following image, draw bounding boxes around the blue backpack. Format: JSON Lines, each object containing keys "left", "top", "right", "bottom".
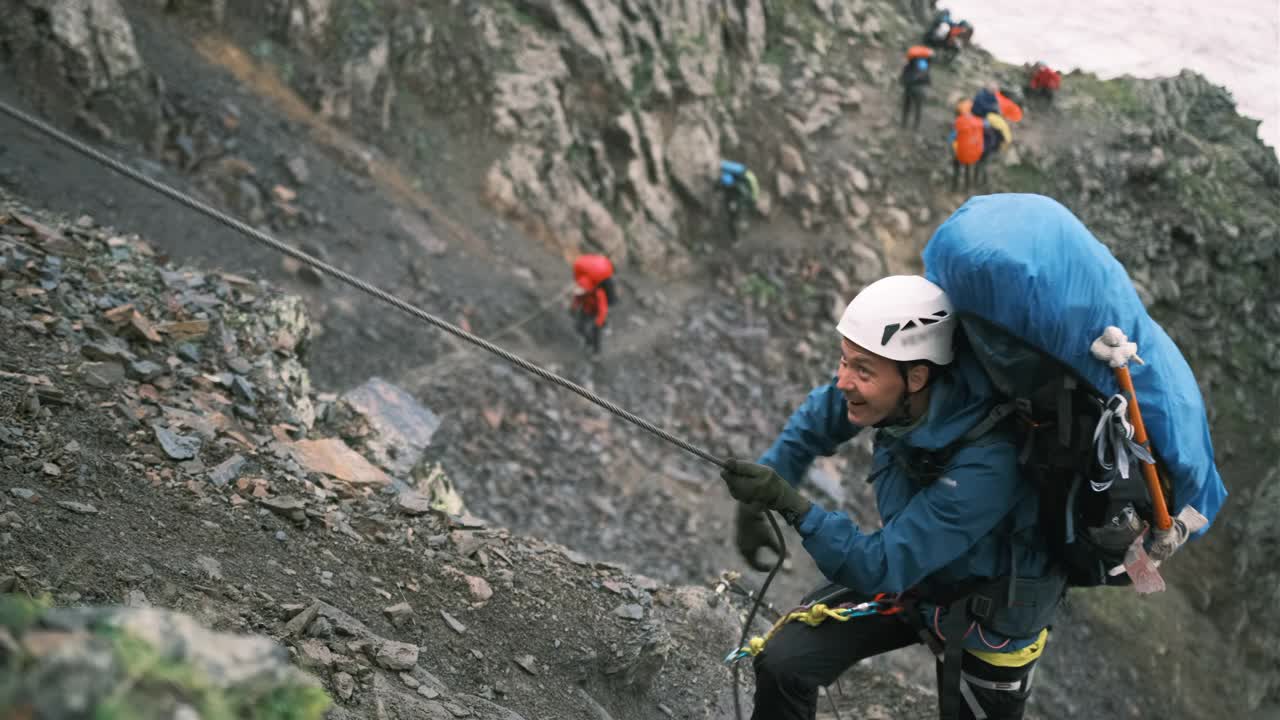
{"left": 924, "top": 194, "right": 1227, "bottom": 586}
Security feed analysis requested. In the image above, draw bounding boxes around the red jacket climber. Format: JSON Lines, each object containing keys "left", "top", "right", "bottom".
{"left": 570, "top": 254, "right": 617, "bottom": 354}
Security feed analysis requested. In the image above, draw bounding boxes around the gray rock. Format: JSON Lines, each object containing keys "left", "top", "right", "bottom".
{"left": 611, "top": 603, "right": 644, "bottom": 621}
{"left": 383, "top": 602, "right": 413, "bottom": 627}
{"left": 56, "top": 501, "right": 98, "bottom": 515}
{"left": 374, "top": 639, "right": 419, "bottom": 670}
{"left": 126, "top": 359, "right": 164, "bottom": 381}
{"left": 440, "top": 610, "right": 467, "bottom": 634}
{"left": 334, "top": 671, "right": 355, "bottom": 700}
{"left": 175, "top": 342, "right": 201, "bottom": 363}
{"left": 340, "top": 377, "right": 440, "bottom": 476}
{"left": 195, "top": 555, "right": 223, "bottom": 581}
{"left": 259, "top": 495, "right": 307, "bottom": 523}
{"left": 207, "top": 455, "right": 245, "bottom": 486}
{"left": 81, "top": 361, "right": 126, "bottom": 388}
{"left": 153, "top": 424, "right": 199, "bottom": 460}
{"left": 514, "top": 653, "right": 538, "bottom": 675}
{"left": 283, "top": 602, "right": 321, "bottom": 637}
{"left": 285, "top": 156, "right": 311, "bottom": 185}
{"left": 231, "top": 375, "right": 256, "bottom": 403}
{"left": 81, "top": 338, "right": 134, "bottom": 362}
{"left": 396, "top": 490, "right": 434, "bottom": 515}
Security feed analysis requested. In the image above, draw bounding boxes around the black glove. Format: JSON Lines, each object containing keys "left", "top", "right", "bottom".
{"left": 720, "top": 459, "right": 811, "bottom": 526}
{"left": 735, "top": 503, "right": 784, "bottom": 572}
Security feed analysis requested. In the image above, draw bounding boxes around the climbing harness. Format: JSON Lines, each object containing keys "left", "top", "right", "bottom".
{"left": 722, "top": 594, "right": 903, "bottom": 664}
{"left": 0, "top": 97, "right": 789, "bottom": 720}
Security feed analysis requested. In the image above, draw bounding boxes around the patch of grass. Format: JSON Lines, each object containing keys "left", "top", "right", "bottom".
{"left": 1003, "top": 161, "right": 1048, "bottom": 193}
{"left": 631, "top": 48, "right": 656, "bottom": 102}
{"left": 715, "top": 64, "right": 733, "bottom": 99}
{"left": 1070, "top": 73, "right": 1146, "bottom": 117}
{"left": 741, "top": 272, "right": 782, "bottom": 307}
{"left": 762, "top": 42, "right": 789, "bottom": 67}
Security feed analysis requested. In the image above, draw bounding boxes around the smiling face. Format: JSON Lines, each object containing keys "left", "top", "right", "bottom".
{"left": 835, "top": 338, "right": 931, "bottom": 426}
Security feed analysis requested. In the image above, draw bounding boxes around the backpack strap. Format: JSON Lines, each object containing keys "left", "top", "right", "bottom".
{"left": 962, "top": 401, "right": 1015, "bottom": 444}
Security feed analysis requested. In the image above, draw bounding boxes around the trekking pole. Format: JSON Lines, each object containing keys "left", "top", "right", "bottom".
{"left": 1090, "top": 327, "right": 1172, "bottom": 530}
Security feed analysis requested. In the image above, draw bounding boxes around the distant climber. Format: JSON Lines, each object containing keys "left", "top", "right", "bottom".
{"left": 718, "top": 159, "right": 760, "bottom": 241}
{"left": 1027, "top": 62, "right": 1062, "bottom": 105}
{"left": 950, "top": 100, "right": 985, "bottom": 191}
{"left": 900, "top": 47, "right": 933, "bottom": 130}
{"left": 973, "top": 84, "right": 1014, "bottom": 160}
{"left": 923, "top": 10, "right": 972, "bottom": 63}
{"left": 922, "top": 9, "right": 953, "bottom": 47}
{"left": 569, "top": 254, "right": 617, "bottom": 355}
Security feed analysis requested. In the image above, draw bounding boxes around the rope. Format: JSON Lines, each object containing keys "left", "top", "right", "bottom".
{"left": 723, "top": 596, "right": 901, "bottom": 664}
{"left": 0, "top": 97, "right": 791, "bottom": 720}
{"left": 405, "top": 283, "right": 576, "bottom": 387}
{"left": 0, "top": 97, "right": 723, "bottom": 469}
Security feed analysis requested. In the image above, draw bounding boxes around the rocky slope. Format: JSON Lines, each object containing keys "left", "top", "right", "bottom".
{"left": 2, "top": 196, "right": 905, "bottom": 719}
{"left": 2, "top": 0, "right": 1278, "bottom": 718}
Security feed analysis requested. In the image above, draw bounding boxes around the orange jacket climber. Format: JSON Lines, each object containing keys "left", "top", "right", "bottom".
{"left": 952, "top": 102, "right": 985, "bottom": 165}
{"left": 571, "top": 254, "right": 615, "bottom": 328}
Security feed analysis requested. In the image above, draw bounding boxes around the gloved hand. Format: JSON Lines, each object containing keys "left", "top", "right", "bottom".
{"left": 720, "top": 459, "right": 811, "bottom": 525}
{"left": 1146, "top": 505, "right": 1208, "bottom": 563}
{"left": 735, "top": 503, "right": 784, "bottom": 572}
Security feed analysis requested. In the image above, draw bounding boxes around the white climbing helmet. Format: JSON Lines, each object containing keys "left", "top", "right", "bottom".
{"left": 837, "top": 275, "right": 956, "bottom": 365}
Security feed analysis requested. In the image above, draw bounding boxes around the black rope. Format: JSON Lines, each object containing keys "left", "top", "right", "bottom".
{"left": 0, "top": 97, "right": 789, "bottom": 720}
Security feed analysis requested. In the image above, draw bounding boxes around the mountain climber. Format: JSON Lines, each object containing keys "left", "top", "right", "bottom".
{"left": 722, "top": 274, "right": 1055, "bottom": 720}
{"left": 923, "top": 9, "right": 953, "bottom": 48}
{"left": 973, "top": 84, "right": 1013, "bottom": 173}
{"left": 945, "top": 20, "right": 974, "bottom": 60}
{"left": 900, "top": 47, "right": 933, "bottom": 130}
{"left": 719, "top": 159, "right": 760, "bottom": 241}
{"left": 569, "top": 254, "right": 617, "bottom": 355}
{"left": 950, "top": 100, "right": 985, "bottom": 191}
{"left": 1027, "top": 63, "right": 1062, "bottom": 105}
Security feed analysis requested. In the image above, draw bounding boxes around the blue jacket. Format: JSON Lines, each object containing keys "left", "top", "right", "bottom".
{"left": 971, "top": 88, "right": 1000, "bottom": 118}
{"left": 759, "top": 349, "right": 1053, "bottom": 648}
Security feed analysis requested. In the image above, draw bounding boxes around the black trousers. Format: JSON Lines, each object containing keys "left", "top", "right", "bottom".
{"left": 575, "top": 311, "right": 601, "bottom": 353}
{"left": 902, "top": 89, "right": 925, "bottom": 129}
{"left": 952, "top": 158, "right": 975, "bottom": 190}
{"left": 750, "top": 584, "right": 1040, "bottom": 720}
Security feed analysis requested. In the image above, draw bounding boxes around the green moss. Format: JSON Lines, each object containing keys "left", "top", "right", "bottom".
{"left": 0, "top": 594, "right": 50, "bottom": 635}
{"left": 94, "top": 628, "right": 331, "bottom": 720}
{"left": 762, "top": 43, "right": 789, "bottom": 67}
{"left": 741, "top": 273, "right": 782, "bottom": 307}
{"left": 631, "top": 48, "right": 656, "bottom": 102}
{"left": 1002, "top": 161, "right": 1050, "bottom": 194}
{"left": 1070, "top": 73, "right": 1146, "bottom": 117}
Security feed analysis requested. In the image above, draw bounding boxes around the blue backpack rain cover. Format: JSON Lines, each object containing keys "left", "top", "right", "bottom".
{"left": 923, "top": 194, "right": 1226, "bottom": 538}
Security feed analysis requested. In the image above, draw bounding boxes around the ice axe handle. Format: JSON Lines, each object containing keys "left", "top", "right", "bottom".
{"left": 1113, "top": 365, "right": 1173, "bottom": 531}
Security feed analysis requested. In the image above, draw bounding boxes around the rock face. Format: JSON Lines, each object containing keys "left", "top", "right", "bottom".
{"left": 1224, "top": 466, "right": 1280, "bottom": 708}
{"left": 0, "top": 598, "right": 329, "bottom": 719}
{"left": 0, "top": 0, "right": 164, "bottom": 142}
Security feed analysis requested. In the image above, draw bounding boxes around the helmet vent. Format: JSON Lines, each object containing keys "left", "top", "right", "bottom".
{"left": 881, "top": 323, "right": 901, "bottom": 346}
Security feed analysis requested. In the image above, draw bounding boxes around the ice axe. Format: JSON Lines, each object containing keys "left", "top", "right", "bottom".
{"left": 1091, "top": 326, "right": 1178, "bottom": 593}
{"left": 1090, "top": 326, "right": 1172, "bottom": 530}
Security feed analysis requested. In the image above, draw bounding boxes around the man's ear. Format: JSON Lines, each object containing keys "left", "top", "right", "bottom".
{"left": 906, "top": 363, "right": 931, "bottom": 394}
